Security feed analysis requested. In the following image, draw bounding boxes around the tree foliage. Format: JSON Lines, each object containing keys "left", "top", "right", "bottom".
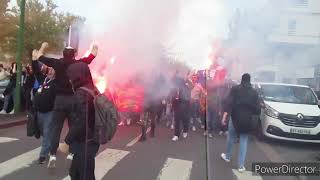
{"left": 0, "top": 0, "right": 84, "bottom": 63}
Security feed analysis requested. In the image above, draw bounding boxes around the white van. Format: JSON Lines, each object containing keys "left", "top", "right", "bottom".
{"left": 254, "top": 83, "right": 320, "bottom": 143}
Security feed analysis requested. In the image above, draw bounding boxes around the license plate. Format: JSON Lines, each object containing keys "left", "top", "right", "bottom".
{"left": 290, "top": 128, "right": 311, "bottom": 135}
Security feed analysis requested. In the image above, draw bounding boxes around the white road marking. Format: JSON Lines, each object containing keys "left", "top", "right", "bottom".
{"left": 157, "top": 158, "right": 193, "bottom": 180}
{"left": 0, "top": 147, "right": 41, "bottom": 178}
{"left": 232, "top": 169, "right": 263, "bottom": 180}
{"left": 126, "top": 127, "right": 151, "bottom": 147}
{"left": 0, "top": 137, "right": 19, "bottom": 143}
{"left": 62, "top": 148, "right": 130, "bottom": 180}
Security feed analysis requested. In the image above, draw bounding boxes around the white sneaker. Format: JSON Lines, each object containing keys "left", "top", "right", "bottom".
{"left": 196, "top": 118, "right": 202, "bottom": 124}
{"left": 219, "top": 131, "right": 224, "bottom": 136}
{"left": 208, "top": 133, "right": 213, "bottom": 138}
{"left": 182, "top": 133, "right": 188, "bottom": 138}
{"left": 118, "top": 121, "right": 125, "bottom": 126}
{"left": 192, "top": 126, "right": 196, "bottom": 132}
{"left": 224, "top": 131, "right": 228, "bottom": 136}
{"left": 200, "top": 125, "right": 205, "bottom": 129}
{"left": 170, "top": 125, "right": 174, "bottom": 130}
{"left": 9, "top": 110, "right": 14, "bottom": 114}
{"left": 220, "top": 153, "right": 231, "bottom": 163}
{"left": 127, "top": 119, "right": 131, "bottom": 125}
{"left": 67, "top": 153, "right": 74, "bottom": 160}
{"left": 172, "top": 136, "right": 179, "bottom": 141}
{"left": 238, "top": 167, "right": 246, "bottom": 173}
{"left": 203, "top": 131, "right": 208, "bottom": 136}
{"left": 0, "top": 110, "right": 7, "bottom": 114}
{"left": 47, "top": 155, "right": 56, "bottom": 168}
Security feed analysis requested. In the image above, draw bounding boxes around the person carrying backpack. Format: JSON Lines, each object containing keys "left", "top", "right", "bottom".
{"left": 34, "top": 42, "right": 98, "bottom": 167}
{"left": 59, "top": 62, "right": 117, "bottom": 180}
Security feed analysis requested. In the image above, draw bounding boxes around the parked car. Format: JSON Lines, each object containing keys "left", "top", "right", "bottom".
{"left": 315, "top": 91, "right": 320, "bottom": 100}
{"left": 0, "top": 79, "right": 9, "bottom": 107}
{"left": 254, "top": 82, "right": 320, "bottom": 143}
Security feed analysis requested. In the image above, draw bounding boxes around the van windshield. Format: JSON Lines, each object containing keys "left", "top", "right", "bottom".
{"left": 259, "top": 85, "right": 318, "bottom": 105}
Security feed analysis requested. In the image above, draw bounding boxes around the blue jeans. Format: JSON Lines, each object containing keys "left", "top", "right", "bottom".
{"left": 225, "top": 120, "right": 249, "bottom": 168}
{"left": 207, "top": 109, "right": 216, "bottom": 133}
{"left": 37, "top": 111, "right": 53, "bottom": 157}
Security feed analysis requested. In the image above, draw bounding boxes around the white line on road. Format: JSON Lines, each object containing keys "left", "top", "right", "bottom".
{"left": 232, "top": 169, "right": 263, "bottom": 180}
{"left": 0, "top": 147, "right": 41, "bottom": 179}
{"left": 62, "top": 148, "right": 130, "bottom": 180}
{"left": 126, "top": 127, "right": 151, "bottom": 147}
{"left": 0, "top": 137, "right": 19, "bottom": 143}
{"left": 157, "top": 158, "right": 193, "bottom": 180}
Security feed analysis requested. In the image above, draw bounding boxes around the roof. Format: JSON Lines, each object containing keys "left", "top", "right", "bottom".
{"left": 253, "top": 82, "right": 310, "bottom": 88}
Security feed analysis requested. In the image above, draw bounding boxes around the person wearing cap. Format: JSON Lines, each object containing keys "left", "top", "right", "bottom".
{"left": 33, "top": 42, "right": 98, "bottom": 168}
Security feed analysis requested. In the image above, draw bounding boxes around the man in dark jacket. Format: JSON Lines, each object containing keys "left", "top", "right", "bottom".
{"left": 32, "top": 52, "right": 56, "bottom": 164}
{"left": 171, "top": 76, "right": 191, "bottom": 141}
{"left": 220, "top": 73, "right": 261, "bottom": 173}
{"left": 58, "top": 62, "right": 99, "bottom": 180}
{"left": 34, "top": 42, "right": 98, "bottom": 168}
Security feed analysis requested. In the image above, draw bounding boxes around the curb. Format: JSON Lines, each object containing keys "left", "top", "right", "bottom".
{"left": 0, "top": 119, "right": 27, "bottom": 129}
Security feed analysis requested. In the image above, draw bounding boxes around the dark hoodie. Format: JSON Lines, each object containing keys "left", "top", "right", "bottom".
{"left": 38, "top": 54, "right": 95, "bottom": 95}
{"left": 65, "top": 62, "right": 97, "bottom": 145}
{"left": 225, "top": 81, "right": 261, "bottom": 134}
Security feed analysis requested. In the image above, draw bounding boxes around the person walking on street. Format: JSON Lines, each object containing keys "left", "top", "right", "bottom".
{"left": 172, "top": 77, "right": 191, "bottom": 141}
{"left": 58, "top": 62, "right": 100, "bottom": 180}
{"left": 220, "top": 73, "right": 261, "bottom": 172}
{"left": 34, "top": 42, "right": 98, "bottom": 168}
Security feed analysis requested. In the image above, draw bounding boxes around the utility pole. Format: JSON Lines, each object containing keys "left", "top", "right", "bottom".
{"left": 14, "top": 0, "right": 26, "bottom": 113}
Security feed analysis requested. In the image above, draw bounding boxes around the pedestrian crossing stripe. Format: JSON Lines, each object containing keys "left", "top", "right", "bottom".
{"left": 0, "top": 137, "right": 19, "bottom": 143}
{"left": 62, "top": 148, "right": 130, "bottom": 180}
{"left": 0, "top": 147, "right": 41, "bottom": 179}
{"left": 0, "top": 147, "right": 196, "bottom": 180}
{"left": 126, "top": 127, "right": 151, "bottom": 147}
{"left": 157, "top": 158, "right": 193, "bottom": 180}
{"left": 232, "top": 169, "right": 263, "bottom": 180}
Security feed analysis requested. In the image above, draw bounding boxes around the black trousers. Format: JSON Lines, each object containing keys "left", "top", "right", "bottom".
{"left": 174, "top": 101, "right": 190, "bottom": 137}
{"left": 141, "top": 108, "right": 157, "bottom": 138}
{"left": 50, "top": 95, "right": 74, "bottom": 155}
{"left": 70, "top": 141, "right": 100, "bottom": 180}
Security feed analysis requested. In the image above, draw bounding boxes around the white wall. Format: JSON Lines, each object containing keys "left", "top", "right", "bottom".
{"left": 269, "top": 0, "right": 320, "bottom": 44}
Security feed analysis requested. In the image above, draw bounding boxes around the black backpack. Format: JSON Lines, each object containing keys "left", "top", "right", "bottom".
{"left": 80, "top": 87, "right": 118, "bottom": 144}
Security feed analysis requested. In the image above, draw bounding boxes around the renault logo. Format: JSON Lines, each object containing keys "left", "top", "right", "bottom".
{"left": 297, "top": 114, "right": 304, "bottom": 120}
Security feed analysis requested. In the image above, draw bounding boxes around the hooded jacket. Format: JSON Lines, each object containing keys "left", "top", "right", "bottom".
{"left": 225, "top": 82, "right": 261, "bottom": 134}
{"left": 65, "top": 62, "right": 97, "bottom": 145}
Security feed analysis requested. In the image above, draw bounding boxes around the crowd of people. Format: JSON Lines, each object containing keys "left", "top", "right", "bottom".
{"left": 116, "top": 68, "right": 262, "bottom": 173}
{"left": 2, "top": 42, "right": 100, "bottom": 180}
{"left": 0, "top": 62, "right": 35, "bottom": 114}
{"left": 1, "top": 40, "right": 264, "bottom": 178}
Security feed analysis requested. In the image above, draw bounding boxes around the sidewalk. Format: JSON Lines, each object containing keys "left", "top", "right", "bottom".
{"left": 0, "top": 113, "right": 27, "bottom": 129}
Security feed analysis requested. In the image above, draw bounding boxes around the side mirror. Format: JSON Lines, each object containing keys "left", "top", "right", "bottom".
{"left": 318, "top": 100, "right": 320, "bottom": 106}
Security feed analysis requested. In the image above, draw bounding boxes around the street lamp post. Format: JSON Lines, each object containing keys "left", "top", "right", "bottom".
{"left": 14, "top": 0, "right": 26, "bottom": 113}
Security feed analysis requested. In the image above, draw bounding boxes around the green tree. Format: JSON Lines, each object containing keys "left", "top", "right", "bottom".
{"left": 1, "top": 0, "right": 84, "bottom": 63}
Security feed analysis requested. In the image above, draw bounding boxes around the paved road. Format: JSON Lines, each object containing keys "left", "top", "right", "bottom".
{"left": 0, "top": 122, "right": 319, "bottom": 180}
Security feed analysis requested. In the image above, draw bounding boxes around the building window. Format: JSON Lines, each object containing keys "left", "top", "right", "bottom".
{"left": 292, "top": 0, "right": 308, "bottom": 8}
{"left": 288, "top": 20, "right": 296, "bottom": 36}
